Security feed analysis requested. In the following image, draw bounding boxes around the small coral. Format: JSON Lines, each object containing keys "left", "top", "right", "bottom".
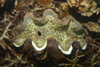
{"left": 60, "top": 2, "right": 69, "bottom": 12}
{"left": 84, "top": 22, "right": 100, "bottom": 32}
{"left": 67, "top": 0, "right": 100, "bottom": 17}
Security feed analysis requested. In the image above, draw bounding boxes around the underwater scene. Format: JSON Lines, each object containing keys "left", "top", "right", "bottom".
{"left": 0, "top": 0, "right": 100, "bottom": 67}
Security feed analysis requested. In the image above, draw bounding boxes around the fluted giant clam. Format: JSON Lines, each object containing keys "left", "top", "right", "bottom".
{"left": 12, "top": 9, "right": 87, "bottom": 58}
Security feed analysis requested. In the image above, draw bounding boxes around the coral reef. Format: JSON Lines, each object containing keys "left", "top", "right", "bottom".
{"left": 0, "top": 0, "right": 100, "bottom": 67}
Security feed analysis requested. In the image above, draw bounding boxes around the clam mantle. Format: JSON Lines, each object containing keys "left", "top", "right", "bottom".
{"left": 12, "top": 9, "right": 87, "bottom": 55}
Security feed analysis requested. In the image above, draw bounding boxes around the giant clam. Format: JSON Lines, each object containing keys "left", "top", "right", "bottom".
{"left": 12, "top": 9, "right": 87, "bottom": 59}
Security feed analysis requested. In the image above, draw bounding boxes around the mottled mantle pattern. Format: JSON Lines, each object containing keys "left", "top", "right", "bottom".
{"left": 12, "top": 9, "right": 87, "bottom": 55}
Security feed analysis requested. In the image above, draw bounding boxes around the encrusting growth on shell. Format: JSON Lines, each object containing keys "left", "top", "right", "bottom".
{"left": 12, "top": 9, "right": 87, "bottom": 55}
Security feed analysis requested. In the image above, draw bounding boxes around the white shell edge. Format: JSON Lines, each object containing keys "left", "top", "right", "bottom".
{"left": 58, "top": 45, "right": 73, "bottom": 55}
{"left": 13, "top": 43, "right": 20, "bottom": 47}
{"left": 32, "top": 41, "right": 47, "bottom": 51}
{"left": 82, "top": 44, "right": 87, "bottom": 50}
